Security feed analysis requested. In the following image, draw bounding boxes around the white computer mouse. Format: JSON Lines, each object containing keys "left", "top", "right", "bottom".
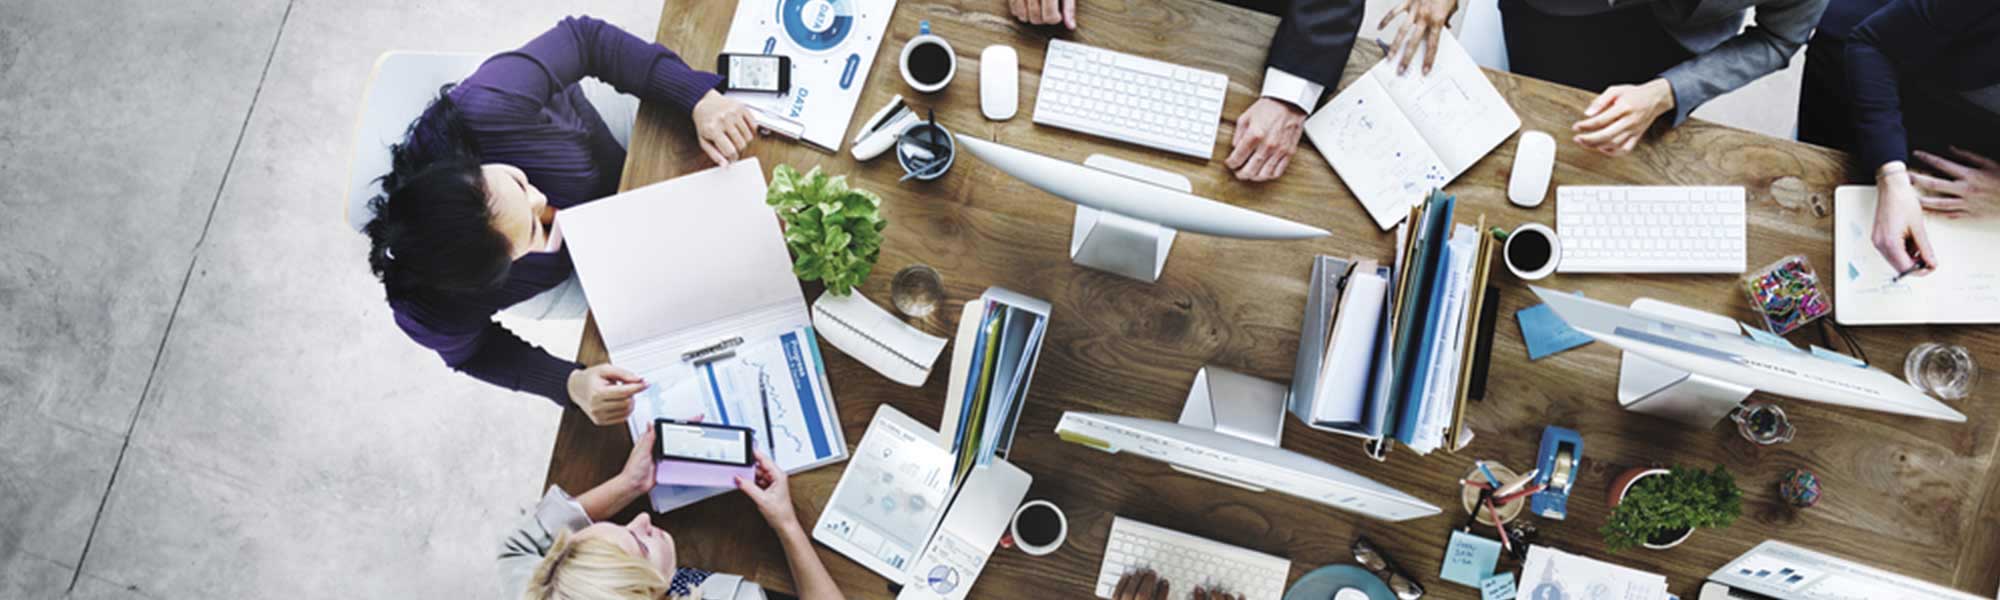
{"left": 980, "top": 45, "right": 1018, "bottom": 120}
{"left": 1509, "top": 130, "right": 1555, "bottom": 207}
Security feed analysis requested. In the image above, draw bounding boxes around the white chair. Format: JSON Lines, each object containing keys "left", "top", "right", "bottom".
{"left": 345, "top": 51, "right": 637, "bottom": 358}
{"left": 1456, "top": 0, "right": 1509, "bottom": 71}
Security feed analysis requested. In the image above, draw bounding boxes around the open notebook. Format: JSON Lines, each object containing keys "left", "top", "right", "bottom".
{"left": 1303, "top": 33, "right": 1520, "bottom": 230}
{"left": 1833, "top": 185, "right": 2000, "bottom": 325}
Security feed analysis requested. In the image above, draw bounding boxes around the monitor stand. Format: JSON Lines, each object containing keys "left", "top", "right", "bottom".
{"left": 1616, "top": 298, "right": 1754, "bottom": 428}
{"left": 1169, "top": 365, "right": 1288, "bottom": 492}
{"left": 1070, "top": 155, "right": 1184, "bottom": 283}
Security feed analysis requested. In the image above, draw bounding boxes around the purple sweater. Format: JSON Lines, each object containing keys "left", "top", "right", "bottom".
{"left": 388, "top": 16, "right": 722, "bottom": 404}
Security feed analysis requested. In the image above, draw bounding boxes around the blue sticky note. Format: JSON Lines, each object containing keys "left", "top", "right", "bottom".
{"left": 1517, "top": 303, "right": 1592, "bottom": 360}
{"left": 1481, "top": 573, "right": 1517, "bottom": 600}
{"left": 1740, "top": 322, "right": 1801, "bottom": 352}
{"left": 1809, "top": 345, "right": 1867, "bottom": 367}
{"left": 1441, "top": 530, "right": 1503, "bottom": 587}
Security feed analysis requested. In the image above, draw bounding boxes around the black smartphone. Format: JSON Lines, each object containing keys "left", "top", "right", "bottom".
{"left": 653, "top": 419, "right": 755, "bottom": 467}
{"left": 716, "top": 53, "right": 790, "bottom": 94}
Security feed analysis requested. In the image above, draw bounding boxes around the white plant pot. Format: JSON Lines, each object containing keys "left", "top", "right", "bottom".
{"left": 1611, "top": 467, "right": 1695, "bottom": 550}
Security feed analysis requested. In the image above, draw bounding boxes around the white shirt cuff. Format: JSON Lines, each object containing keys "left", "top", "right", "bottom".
{"left": 1260, "top": 67, "right": 1326, "bottom": 112}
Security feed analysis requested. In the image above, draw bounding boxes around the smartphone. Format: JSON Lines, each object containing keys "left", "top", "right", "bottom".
{"left": 654, "top": 419, "right": 755, "bottom": 466}
{"left": 717, "top": 53, "right": 790, "bottom": 94}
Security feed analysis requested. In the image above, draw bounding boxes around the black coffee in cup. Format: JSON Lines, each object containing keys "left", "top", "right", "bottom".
{"left": 1507, "top": 228, "right": 1553, "bottom": 272}
{"left": 907, "top": 41, "right": 952, "bottom": 86}
{"left": 1014, "top": 503, "right": 1062, "bottom": 547}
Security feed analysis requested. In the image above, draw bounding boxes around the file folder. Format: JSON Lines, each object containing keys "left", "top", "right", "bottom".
{"left": 1288, "top": 190, "right": 1497, "bottom": 458}
{"left": 938, "top": 288, "right": 1051, "bottom": 483}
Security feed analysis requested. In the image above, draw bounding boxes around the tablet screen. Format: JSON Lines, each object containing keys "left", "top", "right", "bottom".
{"left": 657, "top": 421, "right": 752, "bottom": 466}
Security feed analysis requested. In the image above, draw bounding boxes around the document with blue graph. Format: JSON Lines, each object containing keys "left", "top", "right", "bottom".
{"left": 556, "top": 158, "right": 849, "bottom": 513}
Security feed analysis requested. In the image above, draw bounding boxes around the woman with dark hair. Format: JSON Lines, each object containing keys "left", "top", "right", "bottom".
{"left": 365, "top": 16, "right": 758, "bottom": 423}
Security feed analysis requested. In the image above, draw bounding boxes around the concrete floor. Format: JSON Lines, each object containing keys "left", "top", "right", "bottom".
{"left": 0, "top": 1, "right": 1802, "bottom": 598}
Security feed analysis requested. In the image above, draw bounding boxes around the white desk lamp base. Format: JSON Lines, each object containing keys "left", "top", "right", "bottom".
{"left": 1617, "top": 298, "right": 1754, "bottom": 427}
{"left": 1071, "top": 155, "right": 1186, "bottom": 283}
{"left": 1169, "top": 366, "right": 1288, "bottom": 492}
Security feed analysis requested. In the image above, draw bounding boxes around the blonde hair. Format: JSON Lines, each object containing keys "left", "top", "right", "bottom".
{"left": 525, "top": 531, "right": 670, "bottom": 600}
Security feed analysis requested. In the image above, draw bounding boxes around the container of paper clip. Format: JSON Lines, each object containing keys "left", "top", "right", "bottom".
{"left": 1741, "top": 255, "right": 1830, "bottom": 335}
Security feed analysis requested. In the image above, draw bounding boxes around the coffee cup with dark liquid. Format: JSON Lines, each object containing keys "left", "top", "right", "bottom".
{"left": 899, "top": 20, "right": 956, "bottom": 93}
{"left": 1008, "top": 500, "right": 1067, "bottom": 556}
{"left": 1503, "top": 222, "right": 1560, "bottom": 280}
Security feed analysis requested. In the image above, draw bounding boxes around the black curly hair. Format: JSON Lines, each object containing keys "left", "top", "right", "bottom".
{"left": 364, "top": 85, "right": 513, "bottom": 301}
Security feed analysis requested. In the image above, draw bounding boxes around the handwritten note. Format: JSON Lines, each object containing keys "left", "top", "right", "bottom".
{"left": 1481, "top": 573, "right": 1517, "bottom": 600}
{"left": 1442, "top": 530, "right": 1503, "bottom": 587}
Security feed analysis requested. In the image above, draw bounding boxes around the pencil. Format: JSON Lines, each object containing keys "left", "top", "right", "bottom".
{"left": 1495, "top": 483, "right": 1548, "bottom": 506}
{"left": 1476, "top": 461, "right": 1504, "bottom": 488}
{"left": 1485, "top": 497, "right": 1512, "bottom": 554}
{"left": 1495, "top": 468, "right": 1540, "bottom": 497}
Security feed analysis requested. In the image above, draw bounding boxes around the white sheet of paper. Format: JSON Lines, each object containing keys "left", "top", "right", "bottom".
{"left": 1832, "top": 185, "right": 2000, "bottom": 325}
{"left": 721, "top": 0, "right": 899, "bottom": 151}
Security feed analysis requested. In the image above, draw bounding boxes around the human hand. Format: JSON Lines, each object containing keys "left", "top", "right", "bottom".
{"left": 1572, "top": 79, "right": 1675, "bottom": 156}
{"left": 1873, "top": 163, "right": 1938, "bottom": 276}
{"left": 1378, "top": 0, "right": 1460, "bottom": 75}
{"left": 1111, "top": 571, "right": 1245, "bottom": 600}
{"left": 1226, "top": 97, "right": 1307, "bottom": 182}
{"left": 734, "top": 448, "right": 798, "bottom": 527}
{"left": 617, "top": 426, "right": 658, "bottom": 496}
{"left": 1910, "top": 147, "right": 2000, "bottom": 214}
{"left": 1009, "top": 0, "right": 1077, "bottom": 29}
{"left": 566, "top": 364, "right": 648, "bottom": 425}
{"left": 691, "top": 89, "right": 758, "bottom": 166}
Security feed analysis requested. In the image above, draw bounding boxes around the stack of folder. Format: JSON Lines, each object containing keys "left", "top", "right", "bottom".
{"left": 939, "top": 288, "right": 1051, "bottom": 483}
{"left": 1289, "top": 190, "right": 1500, "bottom": 457}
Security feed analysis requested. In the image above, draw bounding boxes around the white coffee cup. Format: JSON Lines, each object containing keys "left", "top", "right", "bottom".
{"left": 1503, "top": 222, "right": 1561, "bottom": 280}
{"left": 899, "top": 21, "right": 956, "bottom": 93}
{"left": 1008, "top": 500, "right": 1067, "bottom": 556}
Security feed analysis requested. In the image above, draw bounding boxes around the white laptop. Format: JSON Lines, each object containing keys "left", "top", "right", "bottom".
{"left": 1699, "top": 541, "right": 1983, "bottom": 600}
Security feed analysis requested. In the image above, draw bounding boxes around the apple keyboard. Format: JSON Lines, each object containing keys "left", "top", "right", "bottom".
{"left": 1033, "top": 39, "right": 1229, "bottom": 160}
{"left": 1556, "top": 186, "right": 1748, "bottom": 274}
{"left": 1094, "top": 517, "right": 1290, "bottom": 600}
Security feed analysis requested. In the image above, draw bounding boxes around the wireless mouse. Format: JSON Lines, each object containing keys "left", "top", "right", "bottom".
{"left": 981, "top": 45, "right": 1018, "bottom": 120}
{"left": 1509, "top": 131, "right": 1555, "bottom": 207}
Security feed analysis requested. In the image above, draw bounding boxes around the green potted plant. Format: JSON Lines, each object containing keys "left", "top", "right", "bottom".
{"left": 765, "top": 164, "right": 888, "bottom": 296}
{"left": 1601, "top": 464, "right": 1742, "bottom": 551}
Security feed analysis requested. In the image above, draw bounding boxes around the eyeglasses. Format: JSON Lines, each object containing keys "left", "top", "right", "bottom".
{"left": 1352, "top": 537, "right": 1425, "bottom": 600}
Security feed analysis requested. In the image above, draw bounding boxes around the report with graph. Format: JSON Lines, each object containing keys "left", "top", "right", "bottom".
{"left": 556, "top": 159, "right": 849, "bottom": 513}
{"left": 1303, "top": 33, "right": 1520, "bottom": 230}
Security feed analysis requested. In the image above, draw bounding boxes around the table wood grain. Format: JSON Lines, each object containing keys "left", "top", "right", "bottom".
{"left": 545, "top": 1, "right": 2000, "bottom": 597}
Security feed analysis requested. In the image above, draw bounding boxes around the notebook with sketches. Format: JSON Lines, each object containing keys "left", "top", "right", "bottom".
{"left": 812, "top": 290, "right": 949, "bottom": 386}
{"left": 557, "top": 159, "right": 847, "bottom": 512}
{"left": 1833, "top": 185, "right": 2000, "bottom": 325}
{"left": 722, "top": 0, "right": 899, "bottom": 153}
{"left": 1303, "top": 33, "right": 1520, "bottom": 230}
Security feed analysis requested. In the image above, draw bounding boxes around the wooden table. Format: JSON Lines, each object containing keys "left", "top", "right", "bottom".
{"left": 546, "top": 1, "right": 2000, "bottom": 597}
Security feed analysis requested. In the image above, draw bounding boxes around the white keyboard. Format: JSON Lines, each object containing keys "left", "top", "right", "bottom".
{"left": 1033, "top": 39, "right": 1229, "bottom": 160}
{"left": 1094, "top": 517, "right": 1290, "bottom": 600}
{"left": 1556, "top": 186, "right": 1749, "bottom": 274}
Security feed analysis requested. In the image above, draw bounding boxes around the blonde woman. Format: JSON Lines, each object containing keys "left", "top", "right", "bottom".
{"left": 498, "top": 427, "right": 842, "bottom": 599}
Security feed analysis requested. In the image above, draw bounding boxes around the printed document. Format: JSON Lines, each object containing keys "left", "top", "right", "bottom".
{"left": 722, "top": 0, "right": 899, "bottom": 152}
{"left": 1304, "top": 34, "right": 1520, "bottom": 230}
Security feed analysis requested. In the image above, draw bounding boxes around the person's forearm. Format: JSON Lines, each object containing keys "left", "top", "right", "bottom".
{"left": 575, "top": 470, "right": 647, "bottom": 521}
{"left": 774, "top": 518, "right": 842, "bottom": 600}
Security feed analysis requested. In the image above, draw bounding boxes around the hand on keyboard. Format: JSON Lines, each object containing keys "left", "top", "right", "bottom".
{"left": 1227, "top": 98, "right": 1306, "bottom": 182}
{"left": 1112, "top": 571, "right": 1245, "bottom": 600}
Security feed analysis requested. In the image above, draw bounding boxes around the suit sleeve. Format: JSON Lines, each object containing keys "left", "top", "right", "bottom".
{"left": 1658, "top": 0, "right": 1826, "bottom": 126}
{"left": 1265, "top": 0, "right": 1368, "bottom": 91}
{"left": 457, "top": 15, "right": 723, "bottom": 119}
{"left": 1846, "top": 0, "right": 2000, "bottom": 172}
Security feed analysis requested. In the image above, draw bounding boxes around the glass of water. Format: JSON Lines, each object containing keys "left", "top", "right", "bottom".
{"left": 890, "top": 265, "right": 944, "bottom": 319}
{"left": 1904, "top": 343, "right": 1978, "bottom": 400}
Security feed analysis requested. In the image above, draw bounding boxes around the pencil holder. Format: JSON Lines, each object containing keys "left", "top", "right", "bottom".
{"left": 1741, "top": 255, "right": 1830, "bottom": 335}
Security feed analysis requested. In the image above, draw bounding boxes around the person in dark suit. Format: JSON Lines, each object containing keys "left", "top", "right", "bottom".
{"left": 1382, "top": 0, "right": 1825, "bottom": 156}
{"left": 1796, "top": 0, "right": 2000, "bottom": 277}
{"left": 1006, "top": 0, "right": 1365, "bottom": 182}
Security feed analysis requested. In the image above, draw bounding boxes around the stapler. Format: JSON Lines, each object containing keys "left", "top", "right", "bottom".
{"left": 1529, "top": 425, "right": 1583, "bottom": 520}
{"left": 851, "top": 95, "right": 921, "bottom": 161}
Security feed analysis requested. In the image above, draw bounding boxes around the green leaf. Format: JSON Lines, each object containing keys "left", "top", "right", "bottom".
{"left": 1600, "top": 465, "right": 1742, "bottom": 552}
{"left": 762, "top": 162, "right": 890, "bottom": 293}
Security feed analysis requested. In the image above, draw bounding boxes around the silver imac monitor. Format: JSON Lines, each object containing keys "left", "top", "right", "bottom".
{"left": 1054, "top": 411, "right": 1442, "bottom": 522}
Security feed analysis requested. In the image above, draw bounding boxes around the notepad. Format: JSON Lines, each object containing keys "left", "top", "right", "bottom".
{"left": 1442, "top": 530, "right": 1503, "bottom": 587}
{"left": 1304, "top": 33, "right": 1521, "bottom": 230}
{"left": 1833, "top": 185, "right": 2000, "bottom": 324}
{"left": 1517, "top": 303, "right": 1592, "bottom": 360}
{"left": 812, "top": 290, "right": 948, "bottom": 387}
